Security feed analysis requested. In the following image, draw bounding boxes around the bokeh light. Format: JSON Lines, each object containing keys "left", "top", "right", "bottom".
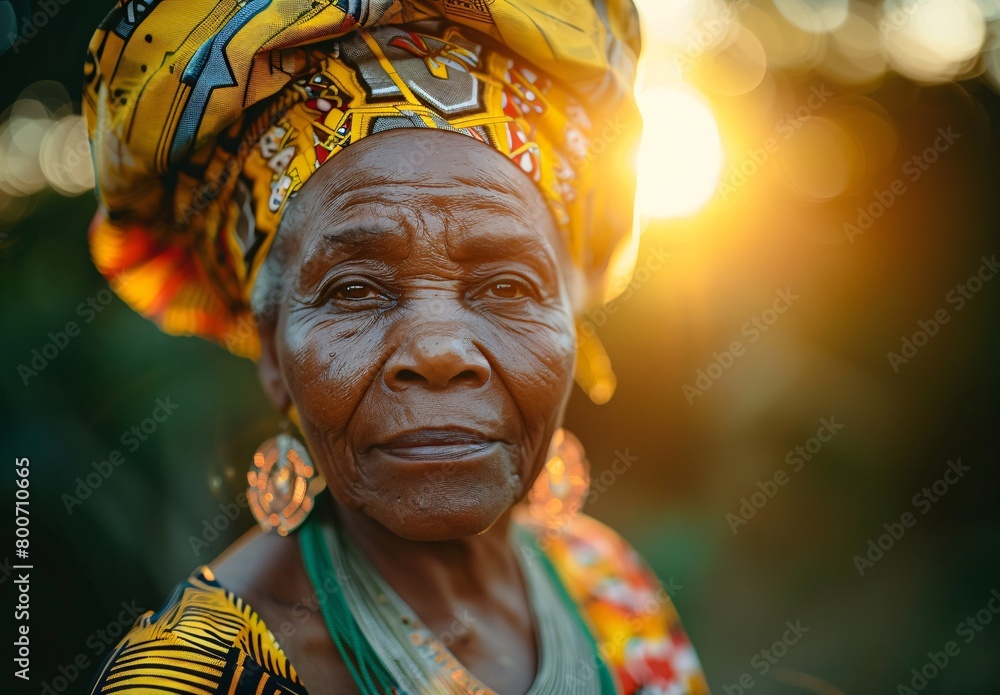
{"left": 882, "top": 0, "right": 987, "bottom": 82}
{"left": 772, "top": 0, "right": 850, "bottom": 34}
{"left": 820, "top": 7, "right": 887, "bottom": 86}
{"left": 775, "top": 115, "right": 857, "bottom": 200}
{"left": 40, "top": 115, "right": 94, "bottom": 195}
{"left": 635, "top": 85, "right": 723, "bottom": 219}
{"left": 0, "top": 82, "right": 97, "bottom": 240}
{"left": 694, "top": 25, "right": 769, "bottom": 96}
{"left": 626, "top": 0, "right": 1000, "bottom": 223}
{"left": 640, "top": 0, "right": 732, "bottom": 49}
{"left": 1, "top": 100, "right": 50, "bottom": 196}
{"left": 738, "top": 4, "right": 826, "bottom": 71}
{"left": 825, "top": 98, "right": 899, "bottom": 194}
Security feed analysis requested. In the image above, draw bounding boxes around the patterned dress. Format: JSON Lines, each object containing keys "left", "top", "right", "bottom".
{"left": 89, "top": 514, "right": 710, "bottom": 694}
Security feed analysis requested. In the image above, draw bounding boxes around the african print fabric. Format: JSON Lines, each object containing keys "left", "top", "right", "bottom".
{"left": 88, "top": 513, "right": 709, "bottom": 694}
{"left": 84, "top": 0, "right": 643, "bottom": 360}
{"left": 88, "top": 568, "right": 306, "bottom": 694}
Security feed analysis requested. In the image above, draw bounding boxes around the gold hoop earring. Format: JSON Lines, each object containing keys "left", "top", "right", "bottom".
{"left": 526, "top": 428, "right": 590, "bottom": 531}
{"left": 247, "top": 425, "right": 325, "bottom": 535}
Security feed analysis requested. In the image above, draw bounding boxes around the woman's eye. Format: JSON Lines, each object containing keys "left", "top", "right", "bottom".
{"left": 483, "top": 279, "right": 533, "bottom": 300}
{"left": 332, "top": 282, "right": 379, "bottom": 300}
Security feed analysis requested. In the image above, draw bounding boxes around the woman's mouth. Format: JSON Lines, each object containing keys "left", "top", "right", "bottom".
{"left": 374, "top": 429, "right": 497, "bottom": 461}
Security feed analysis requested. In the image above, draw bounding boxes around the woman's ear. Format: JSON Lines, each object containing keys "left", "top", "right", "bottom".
{"left": 256, "top": 315, "right": 292, "bottom": 414}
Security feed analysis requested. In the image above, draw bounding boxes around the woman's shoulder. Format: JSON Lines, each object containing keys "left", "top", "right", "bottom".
{"left": 523, "top": 510, "right": 711, "bottom": 695}
{"left": 537, "top": 513, "right": 687, "bottom": 612}
{"left": 88, "top": 565, "right": 307, "bottom": 695}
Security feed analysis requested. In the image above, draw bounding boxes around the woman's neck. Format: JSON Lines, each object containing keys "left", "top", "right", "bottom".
{"left": 329, "top": 497, "right": 524, "bottom": 609}
{"left": 323, "top": 496, "right": 541, "bottom": 694}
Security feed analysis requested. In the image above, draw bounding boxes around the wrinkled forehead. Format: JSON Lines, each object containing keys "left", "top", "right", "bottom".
{"left": 279, "top": 128, "right": 571, "bottom": 267}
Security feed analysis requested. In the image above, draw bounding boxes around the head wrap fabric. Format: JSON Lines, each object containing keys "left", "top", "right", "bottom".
{"left": 84, "top": 0, "right": 642, "bottom": 369}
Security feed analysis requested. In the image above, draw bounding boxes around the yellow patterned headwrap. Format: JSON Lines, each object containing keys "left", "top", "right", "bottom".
{"left": 84, "top": 0, "right": 641, "bottom": 395}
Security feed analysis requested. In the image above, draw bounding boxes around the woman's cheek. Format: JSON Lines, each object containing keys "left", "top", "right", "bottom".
{"left": 282, "top": 316, "right": 360, "bottom": 427}
{"left": 495, "top": 323, "right": 575, "bottom": 459}
{"left": 511, "top": 320, "right": 575, "bottom": 392}
{"left": 281, "top": 318, "right": 375, "bottom": 506}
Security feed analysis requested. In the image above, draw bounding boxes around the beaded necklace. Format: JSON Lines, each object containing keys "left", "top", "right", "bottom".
{"left": 298, "top": 504, "right": 617, "bottom": 694}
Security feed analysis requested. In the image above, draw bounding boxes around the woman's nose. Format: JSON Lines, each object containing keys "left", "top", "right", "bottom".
{"left": 383, "top": 331, "right": 491, "bottom": 391}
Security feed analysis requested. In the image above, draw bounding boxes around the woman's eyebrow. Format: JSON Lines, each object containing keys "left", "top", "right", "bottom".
{"left": 451, "top": 176, "right": 534, "bottom": 219}
{"left": 305, "top": 225, "right": 411, "bottom": 262}
{"left": 448, "top": 196, "right": 531, "bottom": 220}
{"left": 446, "top": 229, "right": 558, "bottom": 282}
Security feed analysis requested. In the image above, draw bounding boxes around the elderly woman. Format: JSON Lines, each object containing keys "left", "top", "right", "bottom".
{"left": 84, "top": 1, "right": 708, "bottom": 693}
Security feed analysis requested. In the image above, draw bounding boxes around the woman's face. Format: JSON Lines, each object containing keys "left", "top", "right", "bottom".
{"left": 257, "top": 129, "right": 577, "bottom": 541}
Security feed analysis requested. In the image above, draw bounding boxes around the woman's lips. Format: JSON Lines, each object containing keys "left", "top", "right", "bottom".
{"left": 374, "top": 429, "right": 497, "bottom": 461}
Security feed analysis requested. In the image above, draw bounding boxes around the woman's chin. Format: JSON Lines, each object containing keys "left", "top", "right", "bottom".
{"left": 344, "top": 445, "right": 526, "bottom": 540}
{"left": 366, "top": 485, "right": 519, "bottom": 542}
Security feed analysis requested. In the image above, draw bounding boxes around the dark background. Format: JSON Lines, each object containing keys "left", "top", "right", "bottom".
{"left": 1, "top": 1, "right": 998, "bottom": 694}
